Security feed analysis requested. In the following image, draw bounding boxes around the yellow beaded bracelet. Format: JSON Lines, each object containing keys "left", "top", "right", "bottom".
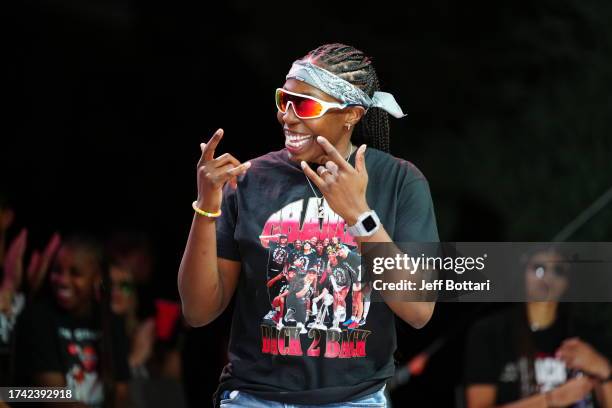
{"left": 192, "top": 201, "right": 222, "bottom": 218}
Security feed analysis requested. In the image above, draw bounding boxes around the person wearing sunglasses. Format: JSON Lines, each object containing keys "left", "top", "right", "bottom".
{"left": 178, "top": 43, "right": 439, "bottom": 407}
{"left": 465, "top": 248, "right": 612, "bottom": 408}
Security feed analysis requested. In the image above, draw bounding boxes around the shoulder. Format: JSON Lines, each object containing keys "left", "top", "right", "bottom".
{"left": 232, "top": 149, "right": 300, "bottom": 192}
{"left": 248, "top": 149, "right": 297, "bottom": 171}
{"left": 16, "top": 298, "right": 60, "bottom": 346}
{"left": 469, "top": 307, "right": 515, "bottom": 338}
{"left": 364, "top": 148, "right": 427, "bottom": 186}
{"left": 19, "top": 297, "right": 58, "bottom": 323}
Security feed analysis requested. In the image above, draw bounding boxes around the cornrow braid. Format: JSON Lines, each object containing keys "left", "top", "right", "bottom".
{"left": 301, "top": 43, "right": 391, "bottom": 152}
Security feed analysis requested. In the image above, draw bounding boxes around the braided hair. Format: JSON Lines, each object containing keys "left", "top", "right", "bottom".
{"left": 300, "top": 43, "right": 391, "bottom": 153}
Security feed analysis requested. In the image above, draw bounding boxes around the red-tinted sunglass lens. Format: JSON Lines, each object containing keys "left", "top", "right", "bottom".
{"left": 276, "top": 89, "right": 288, "bottom": 112}
{"left": 294, "top": 96, "right": 323, "bottom": 118}
{"left": 276, "top": 90, "right": 323, "bottom": 118}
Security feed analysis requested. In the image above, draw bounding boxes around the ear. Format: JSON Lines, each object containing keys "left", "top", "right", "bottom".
{"left": 344, "top": 106, "right": 366, "bottom": 127}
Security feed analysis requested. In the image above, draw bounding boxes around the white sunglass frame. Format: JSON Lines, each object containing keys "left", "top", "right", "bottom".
{"left": 275, "top": 87, "right": 351, "bottom": 119}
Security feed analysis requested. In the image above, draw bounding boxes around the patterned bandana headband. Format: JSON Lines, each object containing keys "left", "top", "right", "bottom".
{"left": 286, "top": 60, "right": 407, "bottom": 119}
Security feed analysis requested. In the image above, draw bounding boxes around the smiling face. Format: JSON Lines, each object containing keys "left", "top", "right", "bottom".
{"left": 50, "top": 245, "right": 101, "bottom": 316}
{"left": 277, "top": 78, "right": 364, "bottom": 164}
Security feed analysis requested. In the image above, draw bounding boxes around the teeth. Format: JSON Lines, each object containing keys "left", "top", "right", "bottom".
{"left": 286, "top": 138, "right": 310, "bottom": 148}
{"left": 57, "top": 288, "right": 72, "bottom": 298}
{"left": 285, "top": 132, "right": 312, "bottom": 148}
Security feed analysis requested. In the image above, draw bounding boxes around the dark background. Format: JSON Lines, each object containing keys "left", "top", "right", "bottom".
{"left": 3, "top": 0, "right": 612, "bottom": 406}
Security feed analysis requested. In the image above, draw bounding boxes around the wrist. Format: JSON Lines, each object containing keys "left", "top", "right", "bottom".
{"left": 192, "top": 200, "right": 222, "bottom": 219}
{"left": 195, "top": 197, "right": 221, "bottom": 213}
{"left": 601, "top": 361, "right": 612, "bottom": 382}
{"left": 544, "top": 390, "right": 555, "bottom": 408}
{"left": 345, "top": 205, "right": 371, "bottom": 226}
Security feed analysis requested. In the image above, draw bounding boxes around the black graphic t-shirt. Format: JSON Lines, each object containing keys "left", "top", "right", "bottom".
{"left": 268, "top": 242, "right": 290, "bottom": 272}
{"left": 465, "top": 307, "right": 599, "bottom": 407}
{"left": 15, "top": 299, "right": 130, "bottom": 407}
{"left": 330, "top": 263, "right": 352, "bottom": 289}
{"left": 215, "top": 147, "right": 438, "bottom": 405}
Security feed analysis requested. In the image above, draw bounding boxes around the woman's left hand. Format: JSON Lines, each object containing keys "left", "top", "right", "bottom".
{"left": 301, "top": 137, "right": 370, "bottom": 226}
{"left": 556, "top": 337, "right": 611, "bottom": 380}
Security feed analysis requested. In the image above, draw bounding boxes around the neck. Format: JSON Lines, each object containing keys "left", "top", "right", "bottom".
{"left": 69, "top": 299, "right": 95, "bottom": 319}
{"left": 334, "top": 139, "right": 354, "bottom": 161}
{"left": 315, "top": 137, "right": 352, "bottom": 164}
{"left": 527, "top": 301, "right": 558, "bottom": 330}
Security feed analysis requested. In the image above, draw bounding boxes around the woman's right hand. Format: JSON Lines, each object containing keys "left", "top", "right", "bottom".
{"left": 547, "top": 376, "right": 595, "bottom": 407}
{"left": 196, "top": 128, "right": 251, "bottom": 212}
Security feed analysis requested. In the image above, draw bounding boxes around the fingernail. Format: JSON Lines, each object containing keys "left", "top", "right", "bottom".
{"left": 300, "top": 161, "right": 307, "bottom": 168}
{"left": 244, "top": 161, "right": 251, "bottom": 168}
{"left": 317, "top": 136, "right": 325, "bottom": 143}
{"left": 361, "top": 144, "right": 367, "bottom": 152}
{"left": 216, "top": 128, "right": 223, "bottom": 135}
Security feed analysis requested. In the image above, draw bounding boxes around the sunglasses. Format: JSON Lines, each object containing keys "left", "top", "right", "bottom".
{"left": 528, "top": 263, "right": 570, "bottom": 278}
{"left": 113, "top": 280, "right": 135, "bottom": 294}
{"left": 275, "top": 88, "right": 352, "bottom": 119}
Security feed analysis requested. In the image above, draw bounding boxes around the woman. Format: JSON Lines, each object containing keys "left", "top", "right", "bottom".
{"left": 178, "top": 43, "right": 439, "bottom": 407}
{"left": 16, "top": 236, "right": 130, "bottom": 408}
{"left": 465, "top": 248, "right": 612, "bottom": 408}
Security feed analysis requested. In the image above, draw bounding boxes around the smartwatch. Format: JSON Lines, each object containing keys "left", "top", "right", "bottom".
{"left": 347, "top": 210, "right": 381, "bottom": 237}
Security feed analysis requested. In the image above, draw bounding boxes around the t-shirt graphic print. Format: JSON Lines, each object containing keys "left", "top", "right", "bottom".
{"left": 259, "top": 197, "right": 371, "bottom": 359}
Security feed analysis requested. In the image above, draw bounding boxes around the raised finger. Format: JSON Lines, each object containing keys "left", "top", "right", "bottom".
{"left": 43, "top": 233, "right": 61, "bottom": 262}
{"left": 202, "top": 128, "right": 224, "bottom": 161}
{"left": 316, "top": 136, "right": 352, "bottom": 170}
{"left": 301, "top": 161, "right": 325, "bottom": 189}
{"left": 355, "top": 144, "right": 367, "bottom": 174}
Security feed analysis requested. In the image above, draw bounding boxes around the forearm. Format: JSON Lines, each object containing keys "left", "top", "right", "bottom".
{"left": 496, "top": 393, "right": 548, "bottom": 408}
{"left": 355, "top": 226, "right": 435, "bottom": 329}
{"left": 596, "top": 382, "right": 612, "bottom": 408}
{"left": 178, "top": 214, "right": 224, "bottom": 326}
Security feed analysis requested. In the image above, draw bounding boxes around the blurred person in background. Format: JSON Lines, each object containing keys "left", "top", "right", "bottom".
{"left": 15, "top": 235, "right": 130, "bottom": 407}
{"left": 0, "top": 195, "right": 61, "bottom": 386}
{"left": 107, "top": 232, "right": 156, "bottom": 322}
{"left": 108, "top": 233, "right": 183, "bottom": 382}
{"left": 465, "top": 248, "right": 612, "bottom": 408}
{"left": 109, "top": 261, "right": 155, "bottom": 379}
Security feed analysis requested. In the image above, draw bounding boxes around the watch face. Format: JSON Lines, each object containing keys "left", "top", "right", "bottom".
{"left": 362, "top": 215, "right": 377, "bottom": 232}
